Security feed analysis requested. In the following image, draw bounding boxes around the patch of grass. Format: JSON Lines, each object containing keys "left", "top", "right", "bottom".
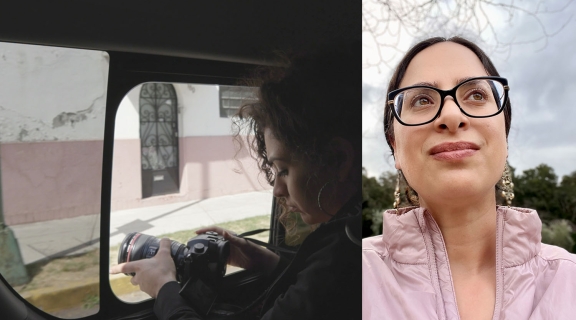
{"left": 15, "top": 249, "right": 100, "bottom": 293}
{"left": 159, "top": 215, "right": 271, "bottom": 243}
{"left": 83, "top": 294, "right": 99, "bottom": 309}
{"left": 61, "top": 251, "right": 99, "bottom": 272}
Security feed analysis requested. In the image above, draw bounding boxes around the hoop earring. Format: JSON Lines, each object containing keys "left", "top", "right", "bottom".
{"left": 318, "top": 180, "right": 337, "bottom": 216}
{"left": 500, "top": 163, "right": 514, "bottom": 206}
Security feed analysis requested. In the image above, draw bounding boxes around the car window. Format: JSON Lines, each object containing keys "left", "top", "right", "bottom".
{"left": 108, "top": 82, "right": 273, "bottom": 303}
{"left": 0, "top": 42, "right": 108, "bottom": 318}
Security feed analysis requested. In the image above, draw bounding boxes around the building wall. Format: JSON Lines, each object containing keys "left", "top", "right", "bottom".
{"left": 111, "top": 83, "right": 269, "bottom": 211}
{"left": 0, "top": 141, "right": 104, "bottom": 225}
{"left": 0, "top": 43, "right": 108, "bottom": 225}
{"left": 0, "top": 42, "right": 268, "bottom": 225}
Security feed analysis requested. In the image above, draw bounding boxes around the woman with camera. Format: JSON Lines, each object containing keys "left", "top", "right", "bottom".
{"left": 111, "top": 44, "right": 362, "bottom": 320}
{"left": 362, "top": 37, "right": 576, "bottom": 319}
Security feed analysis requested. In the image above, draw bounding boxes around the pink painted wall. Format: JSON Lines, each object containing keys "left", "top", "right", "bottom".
{"left": 1, "top": 136, "right": 269, "bottom": 224}
{"left": 110, "top": 136, "right": 269, "bottom": 210}
{"left": 110, "top": 139, "right": 141, "bottom": 205}
{"left": 1, "top": 141, "right": 103, "bottom": 225}
{"left": 179, "top": 136, "right": 269, "bottom": 198}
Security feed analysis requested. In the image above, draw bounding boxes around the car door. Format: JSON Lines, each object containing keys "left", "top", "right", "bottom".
{"left": 0, "top": 45, "right": 292, "bottom": 320}
{"left": 0, "top": 2, "right": 358, "bottom": 319}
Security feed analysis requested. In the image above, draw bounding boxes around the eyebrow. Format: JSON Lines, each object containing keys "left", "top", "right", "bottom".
{"left": 410, "top": 81, "right": 438, "bottom": 87}
{"left": 455, "top": 76, "right": 474, "bottom": 85}
{"left": 266, "top": 156, "right": 288, "bottom": 165}
{"left": 409, "top": 76, "right": 476, "bottom": 88}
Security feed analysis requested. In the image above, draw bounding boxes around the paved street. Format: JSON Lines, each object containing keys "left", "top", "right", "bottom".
{"left": 10, "top": 191, "right": 273, "bottom": 265}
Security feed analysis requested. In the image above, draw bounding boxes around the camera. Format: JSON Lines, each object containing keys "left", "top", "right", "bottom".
{"left": 118, "top": 231, "right": 230, "bottom": 287}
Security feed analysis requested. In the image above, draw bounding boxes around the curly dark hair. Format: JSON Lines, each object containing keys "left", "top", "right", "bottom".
{"left": 232, "top": 43, "right": 360, "bottom": 234}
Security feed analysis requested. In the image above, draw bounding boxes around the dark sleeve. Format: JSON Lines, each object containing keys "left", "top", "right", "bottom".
{"left": 152, "top": 255, "right": 290, "bottom": 320}
{"left": 267, "top": 255, "right": 291, "bottom": 280}
{"left": 154, "top": 281, "right": 202, "bottom": 320}
{"left": 152, "top": 245, "right": 359, "bottom": 320}
{"left": 260, "top": 236, "right": 361, "bottom": 320}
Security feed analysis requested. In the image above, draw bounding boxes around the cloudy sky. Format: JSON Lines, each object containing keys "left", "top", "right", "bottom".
{"left": 362, "top": 0, "right": 576, "bottom": 180}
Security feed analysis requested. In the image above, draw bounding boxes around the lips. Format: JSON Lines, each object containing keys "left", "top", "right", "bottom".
{"left": 429, "top": 141, "right": 480, "bottom": 161}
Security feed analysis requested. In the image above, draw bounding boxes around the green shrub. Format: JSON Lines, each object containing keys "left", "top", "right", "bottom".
{"left": 541, "top": 219, "right": 575, "bottom": 252}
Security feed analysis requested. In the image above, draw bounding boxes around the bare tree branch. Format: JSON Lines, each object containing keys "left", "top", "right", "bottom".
{"left": 363, "top": 0, "right": 574, "bottom": 71}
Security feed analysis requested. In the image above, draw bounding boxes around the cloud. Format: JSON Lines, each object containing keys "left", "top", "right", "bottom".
{"left": 494, "top": 3, "right": 576, "bottom": 177}
{"left": 362, "top": 1, "right": 576, "bottom": 178}
{"left": 362, "top": 81, "right": 394, "bottom": 176}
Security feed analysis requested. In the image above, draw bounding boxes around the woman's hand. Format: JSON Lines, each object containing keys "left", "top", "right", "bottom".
{"left": 109, "top": 238, "right": 176, "bottom": 299}
{"left": 196, "top": 226, "right": 280, "bottom": 274}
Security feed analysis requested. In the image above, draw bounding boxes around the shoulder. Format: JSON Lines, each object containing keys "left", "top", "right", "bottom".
{"left": 263, "top": 217, "right": 360, "bottom": 319}
{"left": 362, "top": 235, "right": 392, "bottom": 286}
{"left": 308, "top": 216, "right": 357, "bottom": 248}
{"left": 297, "top": 217, "right": 360, "bottom": 267}
{"left": 520, "top": 244, "right": 576, "bottom": 316}
{"left": 538, "top": 243, "right": 576, "bottom": 266}
{"left": 362, "top": 235, "right": 387, "bottom": 257}
{"left": 533, "top": 243, "right": 576, "bottom": 296}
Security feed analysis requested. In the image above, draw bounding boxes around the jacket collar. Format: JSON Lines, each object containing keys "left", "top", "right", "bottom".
{"left": 327, "top": 190, "right": 362, "bottom": 222}
{"left": 382, "top": 206, "right": 542, "bottom": 268}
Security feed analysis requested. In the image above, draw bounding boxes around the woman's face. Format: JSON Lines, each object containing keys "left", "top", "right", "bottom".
{"left": 264, "top": 128, "right": 333, "bottom": 225}
{"left": 392, "top": 42, "right": 508, "bottom": 207}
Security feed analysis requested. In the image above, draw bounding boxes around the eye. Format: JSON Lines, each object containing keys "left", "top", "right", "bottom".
{"left": 410, "top": 94, "right": 435, "bottom": 109}
{"left": 417, "top": 97, "right": 431, "bottom": 105}
{"left": 269, "top": 168, "right": 287, "bottom": 186}
{"left": 464, "top": 89, "right": 488, "bottom": 102}
{"left": 471, "top": 92, "right": 484, "bottom": 100}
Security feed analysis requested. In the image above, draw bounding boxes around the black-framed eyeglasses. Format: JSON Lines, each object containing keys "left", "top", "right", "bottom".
{"left": 388, "top": 76, "right": 510, "bottom": 126}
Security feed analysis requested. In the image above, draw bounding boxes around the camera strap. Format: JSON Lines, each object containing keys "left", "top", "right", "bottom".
{"left": 236, "top": 229, "right": 297, "bottom": 254}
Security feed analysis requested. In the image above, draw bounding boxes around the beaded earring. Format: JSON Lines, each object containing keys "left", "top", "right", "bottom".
{"left": 499, "top": 163, "right": 515, "bottom": 206}
{"left": 393, "top": 170, "right": 419, "bottom": 211}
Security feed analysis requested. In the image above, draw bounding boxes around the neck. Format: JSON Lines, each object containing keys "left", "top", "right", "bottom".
{"left": 420, "top": 193, "right": 497, "bottom": 275}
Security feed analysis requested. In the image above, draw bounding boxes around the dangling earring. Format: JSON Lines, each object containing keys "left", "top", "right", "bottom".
{"left": 393, "top": 174, "right": 400, "bottom": 210}
{"left": 393, "top": 170, "right": 419, "bottom": 211}
{"left": 499, "top": 163, "right": 515, "bottom": 206}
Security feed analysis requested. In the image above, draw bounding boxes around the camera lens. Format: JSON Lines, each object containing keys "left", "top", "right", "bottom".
{"left": 118, "top": 232, "right": 187, "bottom": 275}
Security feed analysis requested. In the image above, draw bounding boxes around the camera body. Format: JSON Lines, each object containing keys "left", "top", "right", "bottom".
{"left": 179, "top": 231, "right": 230, "bottom": 286}
{"left": 118, "top": 231, "right": 230, "bottom": 286}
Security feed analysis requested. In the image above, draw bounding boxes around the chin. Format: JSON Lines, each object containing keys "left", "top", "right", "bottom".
{"left": 299, "top": 211, "right": 322, "bottom": 225}
{"left": 299, "top": 212, "right": 313, "bottom": 224}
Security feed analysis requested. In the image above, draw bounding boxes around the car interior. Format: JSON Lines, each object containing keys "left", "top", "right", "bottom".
{"left": 0, "top": 1, "right": 358, "bottom": 319}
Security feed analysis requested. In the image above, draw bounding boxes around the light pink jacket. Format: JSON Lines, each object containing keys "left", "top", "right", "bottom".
{"left": 362, "top": 206, "right": 576, "bottom": 319}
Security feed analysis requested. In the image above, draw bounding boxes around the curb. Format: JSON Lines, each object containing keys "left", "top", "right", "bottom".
{"left": 20, "top": 276, "right": 140, "bottom": 314}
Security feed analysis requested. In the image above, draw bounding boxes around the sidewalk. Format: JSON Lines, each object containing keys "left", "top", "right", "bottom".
{"left": 5, "top": 191, "right": 273, "bottom": 316}
{"left": 11, "top": 190, "right": 273, "bottom": 265}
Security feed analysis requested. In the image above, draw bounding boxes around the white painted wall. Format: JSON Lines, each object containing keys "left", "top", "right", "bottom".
{"left": 114, "top": 83, "right": 238, "bottom": 140}
{"left": 175, "top": 83, "right": 235, "bottom": 137}
{"left": 113, "top": 84, "right": 141, "bottom": 140}
{"left": 0, "top": 42, "right": 109, "bottom": 143}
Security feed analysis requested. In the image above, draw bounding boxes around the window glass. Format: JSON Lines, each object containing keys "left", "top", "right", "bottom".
{"left": 109, "top": 83, "right": 273, "bottom": 303}
{"left": 0, "top": 42, "right": 108, "bottom": 318}
{"left": 219, "top": 85, "right": 258, "bottom": 117}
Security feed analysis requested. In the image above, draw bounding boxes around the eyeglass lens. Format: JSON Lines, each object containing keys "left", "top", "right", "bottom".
{"left": 393, "top": 79, "right": 505, "bottom": 125}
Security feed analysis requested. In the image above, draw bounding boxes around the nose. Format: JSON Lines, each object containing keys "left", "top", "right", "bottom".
{"left": 273, "top": 178, "right": 287, "bottom": 198}
{"left": 433, "top": 97, "right": 469, "bottom": 132}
